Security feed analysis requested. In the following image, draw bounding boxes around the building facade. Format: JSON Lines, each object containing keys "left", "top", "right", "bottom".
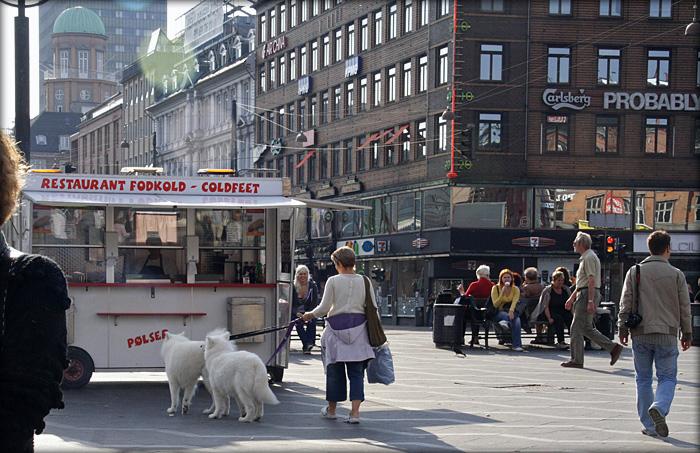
{"left": 39, "top": 0, "right": 167, "bottom": 111}
{"left": 148, "top": 9, "right": 256, "bottom": 176}
{"left": 28, "top": 112, "right": 82, "bottom": 169}
{"left": 254, "top": 0, "right": 700, "bottom": 325}
{"left": 43, "top": 6, "right": 119, "bottom": 114}
{"left": 74, "top": 93, "right": 123, "bottom": 174}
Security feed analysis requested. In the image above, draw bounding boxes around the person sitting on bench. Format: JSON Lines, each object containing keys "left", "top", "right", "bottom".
{"left": 457, "top": 265, "right": 493, "bottom": 346}
{"left": 534, "top": 270, "right": 573, "bottom": 349}
{"left": 490, "top": 269, "right": 523, "bottom": 352}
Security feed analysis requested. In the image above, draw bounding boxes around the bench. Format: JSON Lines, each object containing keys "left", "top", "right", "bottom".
{"left": 290, "top": 317, "right": 325, "bottom": 347}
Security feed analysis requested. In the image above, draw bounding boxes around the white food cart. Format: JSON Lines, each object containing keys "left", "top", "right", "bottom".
{"left": 12, "top": 171, "right": 357, "bottom": 388}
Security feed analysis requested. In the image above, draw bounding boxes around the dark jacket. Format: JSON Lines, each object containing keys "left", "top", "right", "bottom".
{"left": 0, "top": 232, "right": 70, "bottom": 447}
{"left": 292, "top": 279, "right": 319, "bottom": 312}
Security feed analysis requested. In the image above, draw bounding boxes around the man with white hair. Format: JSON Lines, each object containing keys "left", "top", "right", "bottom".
{"left": 457, "top": 264, "right": 494, "bottom": 346}
{"left": 561, "top": 232, "right": 624, "bottom": 368}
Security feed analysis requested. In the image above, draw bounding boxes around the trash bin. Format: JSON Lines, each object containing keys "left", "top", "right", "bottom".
{"left": 432, "top": 304, "right": 465, "bottom": 347}
{"left": 691, "top": 302, "right": 700, "bottom": 347}
{"left": 415, "top": 306, "right": 425, "bottom": 327}
{"left": 595, "top": 306, "right": 614, "bottom": 340}
{"left": 599, "top": 301, "right": 617, "bottom": 336}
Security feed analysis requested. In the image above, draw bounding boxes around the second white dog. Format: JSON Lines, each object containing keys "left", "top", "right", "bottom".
{"left": 160, "top": 331, "right": 214, "bottom": 416}
{"left": 204, "top": 330, "right": 279, "bottom": 422}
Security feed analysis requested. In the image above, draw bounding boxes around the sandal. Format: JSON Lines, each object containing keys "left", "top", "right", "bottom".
{"left": 320, "top": 406, "right": 336, "bottom": 420}
{"left": 344, "top": 416, "right": 360, "bottom": 424}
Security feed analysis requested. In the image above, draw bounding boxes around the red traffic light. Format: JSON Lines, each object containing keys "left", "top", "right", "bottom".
{"left": 606, "top": 236, "right": 614, "bottom": 244}
{"left": 605, "top": 236, "right": 616, "bottom": 254}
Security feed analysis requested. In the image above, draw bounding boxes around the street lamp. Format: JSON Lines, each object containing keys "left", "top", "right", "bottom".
{"left": 686, "top": 0, "right": 700, "bottom": 36}
{"left": 1, "top": 0, "right": 50, "bottom": 162}
{"left": 295, "top": 131, "right": 307, "bottom": 143}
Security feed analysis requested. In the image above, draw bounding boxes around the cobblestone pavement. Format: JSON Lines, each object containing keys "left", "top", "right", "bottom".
{"left": 38, "top": 327, "right": 699, "bottom": 452}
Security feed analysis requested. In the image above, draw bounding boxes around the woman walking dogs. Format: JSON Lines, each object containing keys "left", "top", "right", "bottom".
{"left": 302, "top": 247, "right": 376, "bottom": 424}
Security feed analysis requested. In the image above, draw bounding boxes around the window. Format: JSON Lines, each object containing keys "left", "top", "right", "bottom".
{"left": 404, "top": 0, "right": 413, "bottom": 33}
{"left": 259, "top": 65, "right": 266, "bottom": 92}
{"left": 269, "top": 60, "right": 276, "bottom": 87}
{"left": 437, "top": 115, "right": 447, "bottom": 154}
{"left": 357, "top": 137, "right": 366, "bottom": 171}
{"left": 35, "top": 135, "right": 47, "bottom": 145}
{"left": 549, "top": 0, "right": 571, "bottom": 15}
{"left": 388, "top": 3, "right": 397, "bottom": 40}
{"left": 636, "top": 194, "right": 646, "bottom": 225}
{"left": 267, "top": 111, "right": 274, "bottom": 140}
{"left": 545, "top": 115, "right": 569, "bottom": 152}
{"left": 332, "top": 145, "right": 340, "bottom": 176}
{"left": 373, "top": 72, "right": 382, "bottom": 106}
{"left": 400, "top": 127, "right": 411, "bottom": 163}
{"left": 697, "top": 51, "right": 700, "bottom": 86}
{"left": 310, "top": 96, "right": 317, "bottom": 126}
{"left": 597, "top": 48, "right": 620, "bottom": 85}
{"left": 419, "top": 0, "right": 429, "bottom": 26}
{"left": 279, "top": 55, "right": 286, "bottom": 84}
{"left": 695, "top": 118, "right": 700, "bottom": 154}
{"left": 478, "top": 113, "right": 502, "bottom": 149}
{"left": 290, "top": 50, "right": 297, "bottom": 80}
{"left": 300, "top": 45, "right": 307, "bottom": 75}
{"left": 374, "top": 11, "right": 383, "bottom": 46}
{"left": 359, "top": 76, "right": 368, "bottom": 111}
{"left": 333, "top": 86, "right": 341, "bottom": 120}
{"left": 310, "top": 41, "right": 318, "bottom": 72}
{"left": 387, "top": 67, "right": 396, "bottom": 102}
{"left": 600, "top": 0, "right": 621, "bottom": 16}
{"left": 320, "top": 92, "right": 329, "bottom": 124}
{"left": 416, "top": 120, "right": 426, "bottom": 159}
{"left": 647, "top": 50, "right": 670, "bottom": 87}
{"left": 585, "top": 196, "right": 603, "bottom": 221}
{"left": 308, "top": 149, "right": 316, "bottom": 181}
{"left": 280, "top": 4, "right": 287, "bottom": 33}
{"left": 59, "top": 49, "right": 69, "bottom": 77}
{"left": 438, "top": 0, "right": 450, "bottom": 18}
{"left": 278, "top": 107, "right": 285, "bottom": 137}
{"left": 346, "top": 82, "right": 355, "bottom": 116}
{"left": 322, "top": 34, "right": 330, "bottom": 67}
{"left": 645, "top": 117, "right": 668, "bottom": 154}
{"left": 96, "top": 51, "right": 104, "bottom": 76}
{"left": 655, "top": 201, "right": 674, "bottom": 223}
{"left": 370, "top": 138, "right": 380, "bottom": 168}
{"left": 649, "top": 0, "right": 671, "bottom": 18}
{"left": 319, "top": 146, "right": 328, "bottom": 179}
{"left": 595, "top": 116, "right": 619, "bottom": 153}
{"left": 384, "top": 128, "right": 394, "bottom": 165}
{"left": 481, "top": 0, "right": 504, "bottom": 12}
{"left": 547, "top": 47, "right": 570, "bottom": 84}
{"left": 260, "top": 13, "right": 267, "bottom": 41}
{"left": 288, "top": 103, "right": 296, "bottom": 131}
{"left": 297, "top": 153, "right": 305, "bottom": 184}
{"left": 402, "top": 61, "right": 412, "bottom": 98}
{"left": 480, "top": 44, "right": 503, "bottom": 81}
{"left": 347, "top": 23, "right": 355, "bottom": 56}
{"left": 334, "top": 29, "right": 343, "bottom": 62}
{"left": 418, "top": 55, "right": 428, "bottom": 92}
{"left": 59, "top": 135, "right": 70, "bottom": 151}
{"left": 78, "top": 50, "right": 89, "bottom": 77}
{"left": 270, "top": 8, "right": 277, "bottom": 37}
{"left": 55, "top": 88, "right": 64, "bottom": 100}
{"left": 360, "top": 17, "right": 369, "bottom": 51}
{"left": 301, "top": 0, "right": 308, "bottom": 21}
{"left": 437, "top": 45, "right": 449, "bottom": 86}
{"left": 286, "top": 155, "right": 294, "bottom": 179}
{"left": 342, "top": 140, "right": 353, "bottom": 174}
{"left": 323, "top": 0, "right": 331, "bottom": 11}
{"left": 291, "top": 0, "right": 298, "bottom": 27}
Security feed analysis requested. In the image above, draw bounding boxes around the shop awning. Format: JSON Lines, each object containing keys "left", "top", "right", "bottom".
{"left": 292, "top": 198, "right": 368, "bottom": 210}
{"left": 24, "top": 191, "right": 307, "bottom": 209}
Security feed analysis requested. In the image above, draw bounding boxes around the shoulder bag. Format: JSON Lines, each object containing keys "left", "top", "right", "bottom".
{"left": 363, "top": 276, "right": 387, "bottom": 347}
{"left": 625, "top": 264, "right": 643, "bottom": 329}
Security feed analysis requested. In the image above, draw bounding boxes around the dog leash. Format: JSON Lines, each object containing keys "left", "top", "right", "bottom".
{"left": 265, "top": 320, "right": 300, "bottom": 366}
{"left": 224, "top": 318, "right": 305, "bottom": 366}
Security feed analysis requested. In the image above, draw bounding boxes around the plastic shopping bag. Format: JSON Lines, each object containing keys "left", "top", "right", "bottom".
{"left": 366, "top": 343, "right": 395, "bottom": 385}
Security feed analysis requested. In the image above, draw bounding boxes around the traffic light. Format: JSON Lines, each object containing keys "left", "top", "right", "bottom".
{"left": 458, "top": 124, "right": 474, "bottom": 160}
{"left": 371, "top": 267, "right": 385, "bottom": 282}
{"left": 605, "top": 235, "right": 616, "bottom": 261}
{"left": 592, "top": 234, "right": 605, "bottom": 256}
{"left": 616, "top": 242, "right": 627, "bottom": 261}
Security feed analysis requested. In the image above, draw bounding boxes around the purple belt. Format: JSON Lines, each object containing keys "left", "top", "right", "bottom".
{"left": 326, "top": 313, "right": 366, "bottom": 330}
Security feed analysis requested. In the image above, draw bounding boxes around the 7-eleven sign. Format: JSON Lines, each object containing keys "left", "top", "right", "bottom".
{"left": 604, "top": 194, "right": 625, "bottom": 214}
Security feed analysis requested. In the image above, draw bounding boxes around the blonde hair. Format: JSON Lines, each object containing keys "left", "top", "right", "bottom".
{"left": 0, "top": 133, "right": 28, "bottom": 226}
{"left": 551, "top": 270, "right": 565, "bottom": 282}
{"left": 293, "top": 264, "right": 310, "bottom": 294}
{"left": 331, "top": 246, "right": 356, "bottom": 269}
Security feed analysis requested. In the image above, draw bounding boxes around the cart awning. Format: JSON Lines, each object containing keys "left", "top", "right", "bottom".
{"left": 292, "top": 198, "right": 369, "bottom": 210}
{"left": 24, "top": 191, "right": 307, "bottom": 209}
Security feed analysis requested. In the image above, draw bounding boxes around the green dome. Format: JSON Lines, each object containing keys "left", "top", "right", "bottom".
{"left": 53, "top": 6, "right": 106, "bottom": 36}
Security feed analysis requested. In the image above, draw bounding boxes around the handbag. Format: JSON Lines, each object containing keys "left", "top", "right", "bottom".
{"left": 625, "top": 264, "right": 643, "bottom": 329}
{"left": 366, "top": 343, "right": 395, "bottom": 385}
{"left": 363, "top": 276, "right": 387, "bottom": 347}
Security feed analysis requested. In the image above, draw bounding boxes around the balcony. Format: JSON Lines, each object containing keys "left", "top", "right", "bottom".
{"left": 44, "top": 68, "right": 118, "bottom": 83}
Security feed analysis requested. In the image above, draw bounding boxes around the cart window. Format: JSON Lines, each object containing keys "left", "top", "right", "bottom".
{"left": 114, "top": 208, "right": 186, "bottom": 246}
{"left": 117, "top": 248, "right": 185, "bottom": 283}
{"left": 195, "top": 209, "right": 265, "bottom": 247}
{"left": 197, "top": 249, "right": 265, "bottom": 284}
{"left": 32, "top": 206, "right": 106, "bottom": 282}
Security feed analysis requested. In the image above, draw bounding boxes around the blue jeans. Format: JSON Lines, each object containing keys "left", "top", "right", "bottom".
{"left": 295, "top": 318, "right": 317, "bottom": 349}
{"left": 632, "top": 340, "right": 679, "bottom": 433}
{"left": 494, "top": 311, "right": 522, "bottom": 348}
{"left": 326, "top": 361, "right": 366, "bottom": 402}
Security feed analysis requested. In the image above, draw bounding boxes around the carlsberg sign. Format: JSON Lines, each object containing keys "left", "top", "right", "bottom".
{"left": 603, "top": 92, "right": 699, "bottom": 111}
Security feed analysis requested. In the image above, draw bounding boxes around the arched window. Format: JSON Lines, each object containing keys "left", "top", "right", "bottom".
{"left": 219, "top": 44, "right": 227, "bottom": 67}
{"left": 208, "top": 50, "right": 216, "bottom": 72}
{"left": 233, "top": 37, "right": 242, "bottom": 60}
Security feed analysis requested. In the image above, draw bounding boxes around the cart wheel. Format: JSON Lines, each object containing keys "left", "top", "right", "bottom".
{"left": 267, "top": 366, "right": 284, "bottom": 383}
{"left": 62, "top": 347, "right": 94, "bottom": 389}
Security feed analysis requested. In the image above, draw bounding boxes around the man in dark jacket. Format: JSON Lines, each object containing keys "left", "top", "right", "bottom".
{"left": 619, "top": 230, "right": 692, "bottom": 438}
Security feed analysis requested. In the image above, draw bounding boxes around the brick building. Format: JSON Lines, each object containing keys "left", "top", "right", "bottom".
{"left": 254, "top": 0, "right": 700, "bottom": 324}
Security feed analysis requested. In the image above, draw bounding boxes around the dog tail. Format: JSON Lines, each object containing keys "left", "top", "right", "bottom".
{"left": 256, "top": 364, "right": 279, "bottom": 405}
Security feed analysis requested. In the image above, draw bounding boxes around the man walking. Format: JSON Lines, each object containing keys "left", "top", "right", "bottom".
{"left": 561, "top": 232, "right": 624, "bottom": 368}
{"left": 619, "top": 230, "right": 692, "bottom": 438}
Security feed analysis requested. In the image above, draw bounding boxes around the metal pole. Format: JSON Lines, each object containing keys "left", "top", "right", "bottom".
{"left": 151, "top": 131, "right": 157, "bottom": 167}
{"left": 15, "top": 0, "right": 30, "bottom": 162}
{"left": 230, "top": 99, "right": 238, "bottom": 172}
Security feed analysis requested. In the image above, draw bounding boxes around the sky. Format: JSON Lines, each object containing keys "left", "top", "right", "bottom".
{"left": 0, "top": 1, "right": 195, "bottom": 130}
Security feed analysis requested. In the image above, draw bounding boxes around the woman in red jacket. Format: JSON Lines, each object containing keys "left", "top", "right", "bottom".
{"left": 458, "top": 265, "right": 494, "bottom": 346}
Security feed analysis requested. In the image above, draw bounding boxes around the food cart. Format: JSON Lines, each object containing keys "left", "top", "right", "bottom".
{"left": 13, "top": 171, "right": 358, "bottom": 388}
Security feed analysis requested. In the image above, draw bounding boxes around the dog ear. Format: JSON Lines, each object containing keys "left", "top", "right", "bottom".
{"left": 206, "top": 336, "right": 215, "bottom": 348}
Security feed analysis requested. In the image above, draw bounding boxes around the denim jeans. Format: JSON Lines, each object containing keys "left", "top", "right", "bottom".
{"left": 326, "top": 361, "right": 366, "bottom": 402}
{"left": 494, "top": 311, "right": 522, "bottom": 348}
{"left": 632, "top": 340, "right": 679, "bottom": 433}
{"left": 295, "top": 318, "right": 317, "bottom": 349}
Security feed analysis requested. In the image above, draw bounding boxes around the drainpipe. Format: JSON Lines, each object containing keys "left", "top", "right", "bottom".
{"left": 446, "top": 0, "right": 459, "bottom": 180}
{"left": 524, "top": 0, "right": 531, "bottom": 164}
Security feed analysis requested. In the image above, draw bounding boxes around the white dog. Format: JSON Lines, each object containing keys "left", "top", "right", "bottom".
{"left": 204, "top": 330, "right": 279, "bottom": 422}
{"left": 160, "top": 331, "right": 214, "bottom": 416}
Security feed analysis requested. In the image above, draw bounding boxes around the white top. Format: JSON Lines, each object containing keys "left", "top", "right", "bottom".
{"left": 312, "top": 273, "right": 378, "bottom": 318}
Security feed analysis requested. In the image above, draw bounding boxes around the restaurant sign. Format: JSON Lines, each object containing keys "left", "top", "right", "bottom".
{"left": 261, "top": 36, "right": 287, "bottom": 59}
{"left": 542, "top": 89, "right": 591, "bottom": 111}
